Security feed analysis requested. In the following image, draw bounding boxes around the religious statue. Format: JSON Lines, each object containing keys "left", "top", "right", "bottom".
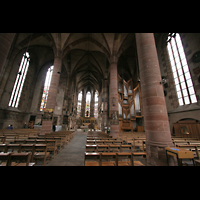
{"left": 112, "top": 97, "right": 116, "bottom": 106}
{"left": 110, "top": 111, "right": 119, "bottom": 125}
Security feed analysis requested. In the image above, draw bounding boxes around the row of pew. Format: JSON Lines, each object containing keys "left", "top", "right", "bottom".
{"left": 118, "top": 132, "right": 146, "bottom": 152}
{"left": 0, "top": 144, "right": 48, "bottom": 166}
{"left": 0, "top": 152, "right": 35, "bottom": 166}
{"left": 84, "top": 152, "right": 145, "bottom": 166}
{"left": 85, "top": 133, "right": 200, "bottom": 166}
{"left": 0, "top": 130, "right": 74, "bottom": 166}
{"left": 172, "top": 136, "right": 200, "bottom": 165}
{"left": 85, "top": 131, "right": 146, "bottom": 166}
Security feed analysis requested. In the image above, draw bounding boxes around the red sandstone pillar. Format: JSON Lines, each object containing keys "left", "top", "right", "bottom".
{"left": 135, "top": 33, "right": 174, "bottom": 165}
{"left": 41, "top": 56, "right": 62, "bottom": 134}
{"left": 109, "top": 61, "right": 119, "bottom": 138}
{"left": 102, "top": 79, "right": 109, "bottom": 132}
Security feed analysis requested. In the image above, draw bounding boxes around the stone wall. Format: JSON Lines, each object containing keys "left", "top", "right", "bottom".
{"left": 155, "top": 33, "right": 200, "bottom": 134}
{"left": 0, "top": 108, "right": 29, "bottom": 129}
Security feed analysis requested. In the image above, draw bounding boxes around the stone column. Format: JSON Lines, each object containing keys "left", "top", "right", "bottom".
{"left": 41, "top": 56, "right": 62, "bottom": 134}
{"left": 102, "top": 79, "right": 109, "bottom": 131}
{"left": 109, "top": 60, "right": 119, "bottom": 138}
{"left": 135, "top": 33, "right": 174, "bottom": 165}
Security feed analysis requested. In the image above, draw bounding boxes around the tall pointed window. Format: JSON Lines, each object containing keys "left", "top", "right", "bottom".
{"left": 40, "top": 65, "right": 54, "bottom": 111}
{"left": 8, "top": 52, "right": 30, "bottom": 108}
{"left": 77, "top": 91, "right": 82, "bottom": 117}
{"left": 94, "top": 91, "right": 98, "bottom": 118}
{"left": 167, "top": 33, "right": 197, "bottom": 106}
{"left": 85, "top": 92, "right": 91, "bottom": 117}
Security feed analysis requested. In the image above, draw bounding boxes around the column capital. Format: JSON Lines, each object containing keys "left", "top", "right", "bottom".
{"left": 55, "top": 48, "right": 62, "bottom": 59}
{"left": 109, "top": 54, "right": 118, "bottom": 65}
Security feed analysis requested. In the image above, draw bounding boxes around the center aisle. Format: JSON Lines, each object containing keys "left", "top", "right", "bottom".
{"left": 46, "top": 131, "right": 87, "bottom": 166}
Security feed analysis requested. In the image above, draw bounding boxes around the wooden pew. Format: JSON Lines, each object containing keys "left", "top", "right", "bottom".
{"left": 13, "top": 139, "right": 26, "bottom": 144}
{"left": 85, "top": 144, "right": 97, "bottom": 152}
{"left": 116, "top": 152, "right": 133, "bottom": 166}
{"left": 4, "top": 134, "right": 19, "bottom": 144}
{"left": 132, "top": 138, "right": 146, "bottom": 151}
{"left": 84, "top": 152, "right": 100, "bottom": 166}
{"left": 20, "top": 144, "right": 35, "bottom": 162}
{"left": 84, "top": 151, "right": 146, "bottom": 166}
{"left": 109, "top": 145, "right": 121, "bottom": 152}
{"left": 28, "top": 136, "right": 38, "bottom": 139}
{"left": 0, "top": 152, "right": 35, "bottom": 166}
{"left": 195, "top": 160, "right": 200, "bottom": 166}
{"left": 33, "top": 144, "right": 49, "bottom": 166}
{"left": 46, "top": 140, "right": 57, "bottom": 159}
{"left": 0, "top": 144, "right": 7, "bottom": 152}
{"left": 100, "top": 153, "right": 117, "bottom": 166}
{"left": 25, "top": 139, "right": 37, "bottom": 144}
{"left": 52, "top": 137, "right": 65, "bottom": 151}
{"left": 0, "top": 153, "right": 11, "bottom": 166}
{"left": 119, "top": 132, "right": 146, "bottom": 144}
{"left": 97, "top": 145, "right": 109, "bottom": 152}
{"left": 0, "top": 136, "right": 6, "bottom": 144}
{"left": 113, "top": 140, "right": 123, "bottom": 145}
{"left": 116, "top": 152, "right": 145, "bottom": 166}
{"left": 87, "top": 140, "right": 96, "bottom": 145}
{"left": 10, "top": 152, "right": 35, "bottom": 166}
{"left": 45, "top": 135, "right": 68, "bottom": 147}
{"left": 102, "top": 140, "right": 114, "bottom": 145}
{"left": 120, "top": 145, "right": 132, "bottom": 152}
{"left": 132, "top": 152, "right": 147, "bottom": 166}
{"left": 38, "top": 136, "right": 63, "bottom": 152}
{"left": 85, "top": 144, "right": 143, "bottom": 154}
{"left": 176, "top": 144, "right": 200, "bottom": 160}
{"left": 89, "top": 137, "right": 119, "bottom": 141}
{"left": 6, "top": 144, "right": 21, "bottom": 153}
{"left": 95, "top": 140, "right": 106, "bottom": 145}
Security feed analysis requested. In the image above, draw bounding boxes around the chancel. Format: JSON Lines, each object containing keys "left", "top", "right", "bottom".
{"left": 0, "top": 33, "right": 200, "bottom": 166}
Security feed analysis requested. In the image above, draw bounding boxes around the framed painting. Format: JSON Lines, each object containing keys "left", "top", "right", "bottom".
{"left": 43, "top": 108, "right": 54, "bottom": 121}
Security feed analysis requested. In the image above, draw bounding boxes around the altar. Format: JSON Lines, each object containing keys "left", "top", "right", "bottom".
{"left": 77, "top": 116, "right": 98, "bottom": 130}
{"left": 80, "top": 125, "right": 88, "bottom": 129}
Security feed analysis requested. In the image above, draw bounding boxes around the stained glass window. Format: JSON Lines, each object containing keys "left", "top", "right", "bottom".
{"left": 85, "top": 92, "right": 91, "bottom": 117}
{"left": 77, "top": 91, "right": 82, "bottom": 118}
{"left": 94, "top": 91, "right": 98, "bottom": 118}
{"left": 40, "top": 65, "right": 54, "bottom": 111}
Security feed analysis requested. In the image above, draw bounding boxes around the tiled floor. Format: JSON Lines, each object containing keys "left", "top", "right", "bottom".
{"left": 46, "top": 131, "right": 87, "bottom": 166}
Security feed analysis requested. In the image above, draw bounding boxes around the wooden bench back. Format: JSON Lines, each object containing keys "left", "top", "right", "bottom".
{"left": 84, "top": 152, "right": 145, "bottom": 166}
{"left": 10, "top": 152, "right": 31, "bottom": 166}
{"left": 0, "top": 153, "right": 11, "bottom": 166}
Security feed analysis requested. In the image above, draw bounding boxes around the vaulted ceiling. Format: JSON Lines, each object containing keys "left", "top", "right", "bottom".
{"left": 12, "top": 33, "right": 161, "bottom": 94}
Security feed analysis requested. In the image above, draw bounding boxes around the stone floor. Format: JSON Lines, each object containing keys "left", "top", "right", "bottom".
{"left": 46, "top": 131, "right": 87, "bottom": 166}
{"left": 46, "top": 130, "right": 147, "bottom": 166}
